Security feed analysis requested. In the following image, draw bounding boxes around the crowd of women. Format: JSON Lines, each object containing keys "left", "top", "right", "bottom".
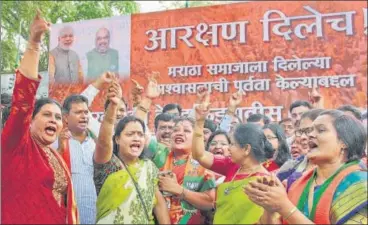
{"left": 2, "top": 11, "right": 367, "bottom": 225}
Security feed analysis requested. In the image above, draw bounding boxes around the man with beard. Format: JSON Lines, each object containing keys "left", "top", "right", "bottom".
{"left": 49, "top": 26, "right": 84, "bottom": 84}
{"left": 154, "top": 113, "right": 175, "bottom": 148}
{"left": 86, "top": 27, "right": 119, "bottom": 81}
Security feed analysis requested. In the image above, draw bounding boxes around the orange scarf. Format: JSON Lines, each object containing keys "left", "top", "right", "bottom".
{"left": 284, "top": 164, "right": 361, "bottom": 224}
{"left": 161, "top": 151, "right": 210, "bottom": 224}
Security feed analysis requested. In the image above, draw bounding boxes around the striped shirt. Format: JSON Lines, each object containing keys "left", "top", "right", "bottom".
{"left": 52, "top": 135, "right": 97, "bottom": 224}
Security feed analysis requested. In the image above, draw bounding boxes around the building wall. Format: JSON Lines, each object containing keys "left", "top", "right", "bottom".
{"left": 1, "top": 71, "right": 49, "bottom": 99}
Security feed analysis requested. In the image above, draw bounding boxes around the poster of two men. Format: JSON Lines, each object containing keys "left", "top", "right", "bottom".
{"left": 49, "top": 16, "right": 130, "bottom": 85}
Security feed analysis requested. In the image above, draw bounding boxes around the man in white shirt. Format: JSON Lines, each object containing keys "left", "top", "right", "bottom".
{"left": 53, "top": 72, "right": 124, "bottom": 224}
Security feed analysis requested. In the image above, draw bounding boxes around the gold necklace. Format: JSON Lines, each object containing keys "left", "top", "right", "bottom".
{"left": 224, "top": 165, "right": 261, "bottom": 196}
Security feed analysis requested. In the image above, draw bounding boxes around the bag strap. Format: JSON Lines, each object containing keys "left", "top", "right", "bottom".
{"left": 122, "top": 161, "right": 151, "bottom": 224}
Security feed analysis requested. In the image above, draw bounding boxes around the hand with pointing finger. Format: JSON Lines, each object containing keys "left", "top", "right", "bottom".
{"left": 227, "top": 91, "right": 243, "bottom": 116}
{"left": 107, "top": 77, "right": 122, "bottom": 105}
{"left": 30, "top": 9, "right": 51, "bottom": 43}
{"left": 229, "top": 91, "right": 243, "bottom": 109}
{"left": 146, "top": 73, "right": 161, "bottom": 99}
{"left": 195, "top": 89, "right": 211, "bottom": 122}
{"left": 131, "top": 79, "right": 144, "bottom": 107}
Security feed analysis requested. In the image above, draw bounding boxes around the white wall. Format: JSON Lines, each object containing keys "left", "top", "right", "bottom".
{"left": 1, "top": 71, "right": 49, "bottom": 99}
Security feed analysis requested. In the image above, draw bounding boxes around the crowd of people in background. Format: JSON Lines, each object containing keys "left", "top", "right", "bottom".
{"left": 1, "top": 10, "right": 367, "bottom": 225}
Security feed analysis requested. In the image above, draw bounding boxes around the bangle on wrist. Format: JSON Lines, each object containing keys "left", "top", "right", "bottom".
{"left": 27, "top": 42, "right": 40, "bottom": 51}
{"left": 195, "top": 120, "right": 205, "bottom": 125}
{"left": 194, "top": 132, "right": 203, "bottom": 138}
{"left": 178, "top": 187, "right": 185, "bottom": 200}
{"left": 283, "top": 206, "right": 297, "bottom": 220}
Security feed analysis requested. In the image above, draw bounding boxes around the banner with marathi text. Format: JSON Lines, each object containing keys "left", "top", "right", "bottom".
{"left": 49, "top": 1, "right": 368, "bottom": 128}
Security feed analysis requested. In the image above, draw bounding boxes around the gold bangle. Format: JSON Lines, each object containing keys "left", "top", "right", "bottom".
{"left": 137, "top": 105, "right": 148, "bottom": 113}
{"left": 194, "top": 132, "right": 203, "bottom": 137}
{"left": 27, "top": 42, "right": 41, "bottom": 51}
{"left": 179, "top": 187, "right": 185, "bottom": 200}
{"left": 284, "top": 206, "right": 297, "bottom": 220}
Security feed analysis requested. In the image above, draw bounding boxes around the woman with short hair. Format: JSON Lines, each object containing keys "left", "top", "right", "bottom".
{"left": 192, "top": 92, "right": 270, "bottom": 224}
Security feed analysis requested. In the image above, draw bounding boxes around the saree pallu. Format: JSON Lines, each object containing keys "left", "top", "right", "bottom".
{"left": 160, "top": 152, "right": 216, "bottom": 224}
{"left": 96, "top": 159, "right": 158, "bottom": 224}
{"left": 284, "top": 162, "right": 367, "bottom": 224}
{"left": 148, "top": 139, "right": 216, "bottom": 224}
{"left": 213, "top": 175, "right": 266, "bottom": 224}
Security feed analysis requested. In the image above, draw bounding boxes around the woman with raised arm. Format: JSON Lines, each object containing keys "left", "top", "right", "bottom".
{"left": 192, "top": 91, "right": 270, "bottom": 224}
{"left": 93, "top": 78, "right": 170, "bottom": 224}
{"left": 133, "top": 78, "right": 216, "bottom": 224}
{"left": 245, "top": 110, "right": 367, "bottom": 224}
{"left": 1, "top": 11, "right": 78, "bottom": 224}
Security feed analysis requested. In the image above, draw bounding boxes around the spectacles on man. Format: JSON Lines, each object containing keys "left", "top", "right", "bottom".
{"left": 295, "top": 127, "right": 313, "bottom": 137}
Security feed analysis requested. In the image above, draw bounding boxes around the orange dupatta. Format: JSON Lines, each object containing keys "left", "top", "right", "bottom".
{"left": 284, "top": 164, "right": 361, "bottom": 224}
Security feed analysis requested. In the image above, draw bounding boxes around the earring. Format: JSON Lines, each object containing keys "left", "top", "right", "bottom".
{"left": 340, "top": 147, "right": 347, "bottom": 155}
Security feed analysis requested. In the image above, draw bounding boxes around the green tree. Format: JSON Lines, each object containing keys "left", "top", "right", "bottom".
{"left": 1, "top": 1, "right": 140, "bottom": 73}
{"left": 158, "top": 1, "right": 228, "bottom": 10}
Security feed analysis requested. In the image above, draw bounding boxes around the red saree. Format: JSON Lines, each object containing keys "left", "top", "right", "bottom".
{"left": 1, "top": 71, "right": 79, "bottom": 224}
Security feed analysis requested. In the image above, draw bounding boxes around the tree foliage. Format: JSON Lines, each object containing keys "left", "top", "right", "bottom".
{"left": 1, "top": 1, "right": 140, "bottom": 73}
{"left": 158, "top": 1, "right": 228, "bottom": 10}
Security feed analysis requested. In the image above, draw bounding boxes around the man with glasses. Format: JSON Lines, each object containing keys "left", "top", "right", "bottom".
{"left": 279, "top": 118, "right": 295, "bottom": 139}
{"left": 279, "top": 118, "right": 295, "bottom": 147}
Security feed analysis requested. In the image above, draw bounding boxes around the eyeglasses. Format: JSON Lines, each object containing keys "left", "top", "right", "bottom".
{"left": 266, "top": 136, "right": 278, "bottom": 141}
{"left": 295, "top": 127, "right": 313, "bottom": 137}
